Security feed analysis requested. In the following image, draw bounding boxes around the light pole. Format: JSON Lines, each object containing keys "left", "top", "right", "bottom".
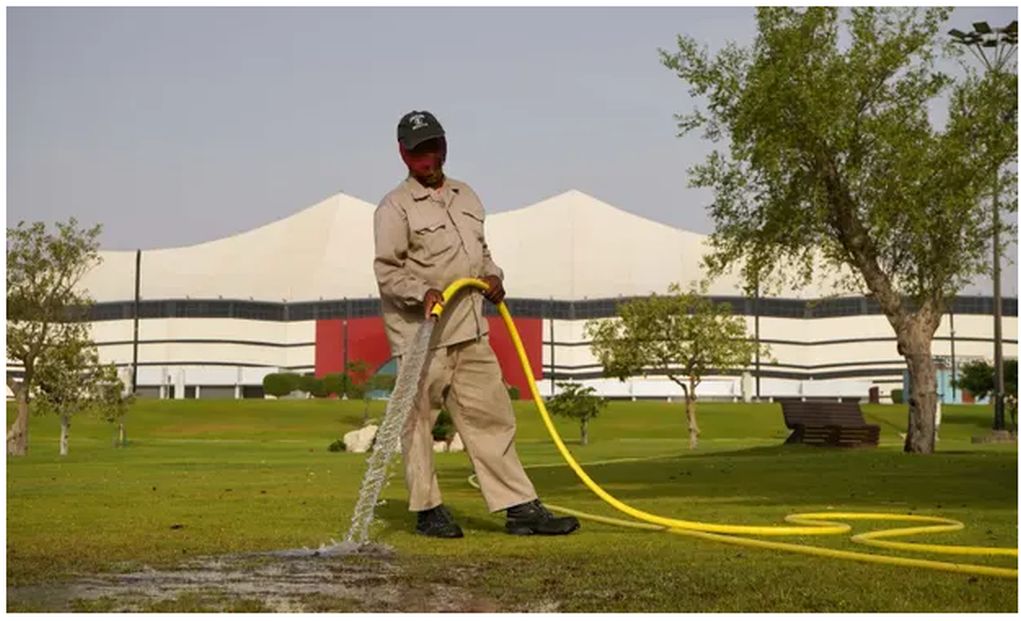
{"left": 949, "top": 21, "right": 1017, "bottom": 431}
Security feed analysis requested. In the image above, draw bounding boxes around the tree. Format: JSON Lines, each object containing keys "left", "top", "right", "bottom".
{"left": 586, "top": 284, "right": 761, "bottom": 449}
{"left": 661, "top": 7, "right": 1017, "bottom": 454}
{"left": 954, "top": 358, "right": 1018, "bottom": 401}
{"left": 33, "top": 324, "right": 123, "bottom": 456}
{"left": 545, "top": 381, "right": 607, "bottom": 446}
{"left": 7, "top": 219, "right": 103, "bottom": 456}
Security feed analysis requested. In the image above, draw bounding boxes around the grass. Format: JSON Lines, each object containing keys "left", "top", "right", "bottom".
{"left": 6, "top": 397, "right": 1018, "bottom": 612}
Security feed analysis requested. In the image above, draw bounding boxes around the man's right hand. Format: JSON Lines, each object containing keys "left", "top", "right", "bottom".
{"left": 423, "top": 288, "right": 444, "bottom": 318}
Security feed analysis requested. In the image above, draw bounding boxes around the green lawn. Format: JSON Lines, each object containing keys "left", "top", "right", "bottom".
{"left": 6, "top": 398, "right": 1017, "bottom": 612}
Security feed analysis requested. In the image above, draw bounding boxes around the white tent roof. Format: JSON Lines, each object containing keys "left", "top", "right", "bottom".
{"left": 78, "top": 189, "right": 855, "bottom": 303}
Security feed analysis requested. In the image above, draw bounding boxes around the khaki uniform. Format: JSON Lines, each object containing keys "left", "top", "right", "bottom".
{"left": 374, "top": 176, "right": 537, "bottom": 512}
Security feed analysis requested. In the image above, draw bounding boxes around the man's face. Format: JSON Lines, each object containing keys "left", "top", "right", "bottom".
{"left": 402, "top": 137, "right": 446, "bottom": 187}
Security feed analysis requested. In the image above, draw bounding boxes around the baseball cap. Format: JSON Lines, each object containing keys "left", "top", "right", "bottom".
{"left": 397, "top": 110, "right": 445, "bottom": 149}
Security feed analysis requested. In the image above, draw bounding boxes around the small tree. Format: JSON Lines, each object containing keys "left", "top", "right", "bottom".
{"left": 33, "top": 324, "right": 122, "bottom": 456}
{"left": 586, "top": 284, "right": 761, "bottom": 449}
{"left": 7, "top": 218, "right": 103, "bottom": 456}
{"left": 954, "top": 359, "right": 1018, "bottom": 401}
{"left": 545, "top": 381, "right": 607, "bottom": 446}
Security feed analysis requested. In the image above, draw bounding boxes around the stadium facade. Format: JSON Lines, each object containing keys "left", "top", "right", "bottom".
{"left": 20, "top": 190, "right": 1018, "bottom": 402}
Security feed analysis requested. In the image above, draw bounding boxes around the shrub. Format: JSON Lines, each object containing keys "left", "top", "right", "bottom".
{"left": 298, "top": 375, "right": 328, "bottom": 398}
{"left": 263, "top": 373, "right": 300, "bottom": 397}
{"left": 328, "top": 439, "right": 346, "bottom": 452}
{"left": 891, "top": 389, "right": 904, "bottom": 404}
{"left": 321, "top": 373, "right": 347, "bottom": 397}
{"left": 431, "top": 409, "right": 456, "bottom": 442}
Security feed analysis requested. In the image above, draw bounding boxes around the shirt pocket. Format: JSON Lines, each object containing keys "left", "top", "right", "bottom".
{"left": 459, "top": 209, "right": 485, "bottom": 241}
{"left": 408, "top": 212, "right": 453, "bottom": 265}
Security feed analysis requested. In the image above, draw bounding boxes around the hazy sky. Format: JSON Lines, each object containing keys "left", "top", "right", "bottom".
{"left": 7, "top": 6, "right": 1018, "bottom": 295}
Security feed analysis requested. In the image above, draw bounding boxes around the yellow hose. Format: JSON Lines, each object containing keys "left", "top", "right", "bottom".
{"left": 441, "top": 278, "right": 1018, "bottom": 579}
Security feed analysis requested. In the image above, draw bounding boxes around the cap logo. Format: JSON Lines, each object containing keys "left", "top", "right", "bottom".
{"left": 409, "top": 114, "right": 428, "bottom": 130}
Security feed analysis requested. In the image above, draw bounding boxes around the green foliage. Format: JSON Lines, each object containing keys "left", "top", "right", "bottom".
{"left": 546, "top": 381, "right": 607, "bottom": 445}
{"left": 953, "top": 359, "right": 1018, "bottom": 401}
{"left": 321, "top": 373, "right": 347, "bottom": 398}
{"left": 345, "top": 360, "right": 371, "bottom": 392}
{"left": 368, "top": 374, "right": 396, "bottom": 394}
{"left": 660, "top": 7, "right": 1017, "bottom": 308}
{"left": 262, "top": 373, "right": 300, "bottom": 398}
{"left": 585, "top": 283, "right": 762, "bottom": 396}
{"left": 327, "top": 439, "right": 346, "bottom": 452}
{"left": 298, "top": 375, "right": 327, "bottom": 398}
{"left": 507, "top": 385, "right": 521, "bottom": 400}
{"left": 547, "top": 382, "right": 606, "bottom": 421}
{"left": 431, "top": 409, "right": 456, "bottom": 442}
{"left": 891, "top": 389, "right": 904, "bottom": 404}
{"left": 6, "top": 218, "right": 104, "bottom": 455}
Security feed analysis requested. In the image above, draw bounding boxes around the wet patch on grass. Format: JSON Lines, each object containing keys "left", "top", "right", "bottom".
{"left": 7, "top": 547, "right": 508, "bottom": 613}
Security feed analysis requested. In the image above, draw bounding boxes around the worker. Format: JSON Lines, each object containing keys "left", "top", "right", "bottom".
{"left": 373, "top": 110, "right": 580, "bottom": 538}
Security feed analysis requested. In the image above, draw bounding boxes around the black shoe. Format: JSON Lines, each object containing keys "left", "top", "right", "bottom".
{"left": 415, "top": 504, "right": 464, "bottom": 538}
{"left": 505, "top": 499, "right": 580, "bottom": 536}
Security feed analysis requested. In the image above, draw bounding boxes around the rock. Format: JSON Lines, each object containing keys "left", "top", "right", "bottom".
{"left": 448, "top": 433, "right": 464, "bottom": 452}
{"left": 344, "top": 425, "right": 378, "bottom": 453}
{"left": 433, "top": 440, "right": 447, "bottom": 453}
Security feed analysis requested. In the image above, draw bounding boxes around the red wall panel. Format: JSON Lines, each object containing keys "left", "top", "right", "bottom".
{"left": 314, "top": 315, "right": 544, "bottom": 399}
{"left": 346, "top": 317, "right": 393, "bottom": 374}
{"left": 487, "top": 316, "right": 543, "bottom": 400}
{"left": 314, "top": 319, "right": 344, "bottom": 376}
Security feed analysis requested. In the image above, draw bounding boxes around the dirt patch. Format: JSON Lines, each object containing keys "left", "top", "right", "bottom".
{"left": 7, "top": 547, "right": 519, "bottom": 613}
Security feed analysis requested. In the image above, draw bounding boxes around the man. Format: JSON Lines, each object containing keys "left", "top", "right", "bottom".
{"left": 373, "top": 110, "right": 580, "bottom": 538}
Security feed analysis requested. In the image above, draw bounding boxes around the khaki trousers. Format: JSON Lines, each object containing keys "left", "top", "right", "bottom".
{"left": 401, "top": 337, "right": 537, "bottom": 513}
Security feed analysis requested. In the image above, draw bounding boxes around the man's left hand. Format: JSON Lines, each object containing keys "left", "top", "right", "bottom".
{"left": 481, "top": 275, "right": 505, "bottom": 305}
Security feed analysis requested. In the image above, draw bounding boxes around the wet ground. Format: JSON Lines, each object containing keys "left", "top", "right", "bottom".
{"left": 7, "top": 546, "right": 541, "bottom": 612}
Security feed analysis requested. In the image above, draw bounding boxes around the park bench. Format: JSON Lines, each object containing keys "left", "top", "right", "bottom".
{"left": 778, "top": 400, "right": 880, "bottom": 448}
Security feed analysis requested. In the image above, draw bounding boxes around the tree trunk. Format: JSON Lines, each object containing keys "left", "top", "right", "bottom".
{"left": 686, "top": 398, "right": 702, "bottom": 451}
{"left": 7, "top": 383, "right": 30, "bottom": 457}
{"left": 118, "top": 418, "right": 126, "bottom": 448}
{"left": 580, "top": 417, "right": 589, "bottom": 446}
{"left": 59, "top": 414, "right": 70, "bottom": 457}
{"left": 900, "top": 325, "right": 937, "bottom": 454}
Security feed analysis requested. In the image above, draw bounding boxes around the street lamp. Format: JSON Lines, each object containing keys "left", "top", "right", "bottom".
{"left": 949, "top": 21, "right": 1017, "bottom": 432}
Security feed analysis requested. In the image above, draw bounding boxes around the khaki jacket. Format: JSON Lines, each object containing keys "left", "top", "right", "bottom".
{"left": 373, "top": 176, "right": 504, "bottom": 356}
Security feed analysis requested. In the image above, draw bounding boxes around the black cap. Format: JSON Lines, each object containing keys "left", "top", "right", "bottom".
{"left": 397, "top": 110, "right": 445, "bottom": 149}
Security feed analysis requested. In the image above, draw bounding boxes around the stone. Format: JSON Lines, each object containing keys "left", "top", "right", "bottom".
{"left": 344, "top": 425, "right": 378, "bottom": 453}
{"left": 433, "top": 440, "right": 447, "bottom": 453}
{"left": 448, "top": 433, "right": 464, "bottom": 452}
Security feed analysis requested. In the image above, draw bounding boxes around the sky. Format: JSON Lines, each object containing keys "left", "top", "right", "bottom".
{"left": 7, "top": 6, "right": 1018, "bottom": 295}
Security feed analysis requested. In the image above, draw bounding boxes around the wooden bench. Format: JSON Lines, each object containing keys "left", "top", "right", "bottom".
{"left": 778, "top": 400, "right": 880, "bottom": 448}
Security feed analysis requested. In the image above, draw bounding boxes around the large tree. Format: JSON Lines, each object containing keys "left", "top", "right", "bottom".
{"left": 661, "top": 8, "right": 1017, "bottom": 453}
{"left": 586, "top": 284, "right": 761, "bottom": 449}
{"left": 7, "top": 219, "right": 103, "bottom": 456}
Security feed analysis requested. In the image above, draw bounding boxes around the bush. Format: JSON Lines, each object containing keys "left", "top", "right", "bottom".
{"left": 432, "top": 409, "right": 456, "bottom": 442}
{"left": 263, "top": 373, "right": 300, "bottom": 397}
{"left": 298, "top": 374, "right": 328, "bottom": 398}
{"left": 322, "top": 373, "right": 347, "bottom": 397}
{"left": 507, "top": 385, "right": 521, "bottom": 400}
{"left": 328, "top": 439, "right": 346, "bottom": 452}
{"left": 891, "top": 389, "right": 904, "bottom": 404}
